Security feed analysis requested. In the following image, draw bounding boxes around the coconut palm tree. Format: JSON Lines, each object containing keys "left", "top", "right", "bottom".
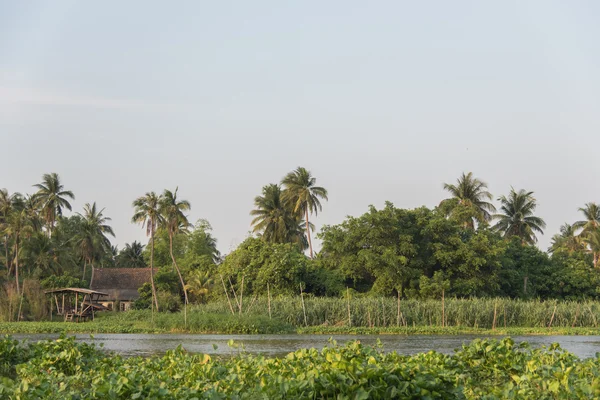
{"left": 549, "top": 223, "right": 585, "bottom": 254}
{"left": 76, "top": 202, "right": 115, "bottom": 280}
{"left": 251, "top": 184, "right": 309, "bottom": 249}
{"left": 281, "top": 167, "right": 328, "bottom": 258}
{"left": 184, "top": 269, "right": 213, "bottom": 304}
{"left": 0, "top": 189, "right": 21, "bottom": 271}
{"left": 132, "top": 192, "right": 162, "bottom": 311}
{"left": 2, "top": 207, "right": 34, "bottom": 294}
{"left": 116, "top": 241, "right": 146, "bottom": 268}
{"left": 159, "top": 188, "right": 191, "bottom": 310}
{"left": 33, "top": 173, "right": 75, "bottom": 236}
{"left": 583, "top": 228, "right": 600, "bottom": 268}
{"left": 574, "top": 203, "right": 600, "bottom": 234}
{"left": 492, "top": 188, "right": 546, "bottom": 244}
{"left": 441, "top": 172, "right": 496, "bottom": 229}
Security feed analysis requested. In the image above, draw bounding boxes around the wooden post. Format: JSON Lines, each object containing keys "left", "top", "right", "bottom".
{"left": 75, "top": 293, "right": 79, "bottom": 314}
{"left": 219, "top": 275, "right": 236, "bottom": 315}
{"left": 228, "top": 277, "right": 241, "bottom": 313}
{"left": 382, "top": 298, "right": 386, "bottom": 327}
{"left": 441, "top": 289, "right": 445, "bottom": 328}
{"left": 504, "top": 305, "right": 507, "bottom": 328}
{"left": 300, "top": 284, "right": 308, "bottom": 327}
{"left": 346, "top": 288, "right": 351, "bottom": 327}
{"left": 62, "top": 294, "right": 65, "bottom": 315}
{"left": 397, "top": 291, "right": 401, "bottom": 327}
{"left": 492, "top": 301, "right": 497, "bottom": 331}
{"left": 548, "top": 304, "right": 557, "bottom": 328}
{"left": 239, "top": 276, "right": 244, "bottom": 315}
{"left": 267, "top": 283, "right": 272, "bottom": 319}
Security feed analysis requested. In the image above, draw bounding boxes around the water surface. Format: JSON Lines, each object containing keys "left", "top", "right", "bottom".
{"left": 12, "top": 333, "right": 600, "bottom": 359}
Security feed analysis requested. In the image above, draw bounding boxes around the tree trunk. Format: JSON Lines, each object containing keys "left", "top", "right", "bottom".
{"left": 4, "top": 236, "right": 9, "bottom": 272}
{"left": 305, "top": 208, "right": 313, "bottom": 258}
{"left": 523, "top": 275, "right": 528, "bottom": 296}
{"left": 169, "top": 232, "right": 188, "bottom": 320}
{"left": 150, "top": 223, "right": 159, "bottom": 311}
{"left": 82, "top": 258, "right": 87, "bottom": 281}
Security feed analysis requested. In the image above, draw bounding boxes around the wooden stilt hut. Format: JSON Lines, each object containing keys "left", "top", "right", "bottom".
{"left": 44, "top": 288, "right": 109, "bottom": 322}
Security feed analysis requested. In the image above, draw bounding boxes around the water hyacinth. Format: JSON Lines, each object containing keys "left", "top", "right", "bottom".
{"left": 1, "top": 336, "right": 600, "bottom": 399}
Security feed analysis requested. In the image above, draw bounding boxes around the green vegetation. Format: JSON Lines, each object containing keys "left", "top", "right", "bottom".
{"left": 2, "top": 170, "right": 600, "bottom": 325}
{"left": 1, "top": 335, "right": 600, "bottom": 398}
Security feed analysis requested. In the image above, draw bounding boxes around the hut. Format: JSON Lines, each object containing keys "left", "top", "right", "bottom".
{"left": 44, "top": 288, "right": 109, "bottom": 322}
{"left": 89, "top": 268, "right": 156, "bottom": 311}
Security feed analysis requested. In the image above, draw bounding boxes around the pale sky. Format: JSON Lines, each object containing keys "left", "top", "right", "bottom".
{"left": 1, "top": 1, "right": 599, "bottom": 253}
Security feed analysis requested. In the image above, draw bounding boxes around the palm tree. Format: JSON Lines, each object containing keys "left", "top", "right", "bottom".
{"left": 251, "top": 184, "right": 309, "bottom": 249}
{"left": 116, "top": 241, "right": 146, "bottom": 268}
{"left": 549, "top": 223, "right": 585, "bottom": 254}
{"left": 2, "top": 207, "right": 34, "bottom": 294}
{"left": 76, "top": 202, "right": 115, "bottom": 280}
{"left": 33, "top": 173, "right": 75, "bottom": 236}
{"left": 492, "top": 188, "right": 546, "bottom": 245}
{"left": 132, "top": 192, "right": 162, "bottom": 311}
{"left": 583, "top": 229, "right": 600, "bottom": 268}
{"left": 281, "top": 167, "right": 328, "bottom": 258}
{"left": 159, "top": 188, "right": 191, "bottom": 310}
{"left": 0, "top": 189, "right": 21, "bottom": 271}
{"left": 574, "top": 203, "right": 600, "bottom": 234}
{"left": 440, "top": 172, "right": 496, "bottom": 229}
{"left": 184, "top": 269, "right": 214, "bottom": 304}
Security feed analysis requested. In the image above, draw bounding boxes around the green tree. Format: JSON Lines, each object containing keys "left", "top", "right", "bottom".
{"left": 492, "top": 188, "right": 546, "bottom": 245}
{"left": 281, "top": 167, "right": 328, "bottom": 258}
{"left": 33, "top": 173, "right": 75, "bottom": 236}
{"left": 2, "top": 207, "right": 34, "bottom": 294}
{"left": 574, "top": 203, "right": 600, "bottom": 234}
{"left": 75, "top": 202, "right": 115, "bottom": 280}
{"left": 251, "top": 184, "right": 308, "bottom": 249}
{"left": 184, "top": 269, "right": 214, "bottom": 304}
{"left": 132, "top": 192, "right": 162, "bottom": 311}
{"left": 0, "top": 189, "right": 21, "bottom": 271}
{"left": 440, "top": 172, "right": 496, "bottom": 229}
{"left": 116, "top": 241, "right": 146, "bottom": 268}
{"left": 583, "top": 228, "right": 600, "bottom": 268}
{"left": 549, "top": 223, "right": 585, "bottom": 254}
{"left": 159, "top": 188, "right": 191, "bottom": 310}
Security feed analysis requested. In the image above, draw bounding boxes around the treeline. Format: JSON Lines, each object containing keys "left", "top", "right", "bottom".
{"left": 1, "top": 170, "right": 600, "bottom": 320}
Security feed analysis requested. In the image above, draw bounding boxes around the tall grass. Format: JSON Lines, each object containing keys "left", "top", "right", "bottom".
{"left": 189, "top": 297, "right": 600, "bottom": 329}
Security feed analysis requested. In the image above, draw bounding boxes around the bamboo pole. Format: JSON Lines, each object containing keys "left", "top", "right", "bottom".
{"left": 239, "top": 276, "right": 244, "bottom": 315}
{"left": 548, "top": 304, "right": 557, "bottom": 328}
{"left": 228, "top": 277, "right": 241, "bottom": 312}
{"left": 267, "top": 283, "right": 272, "bottom": 319}
{"left": 492, "top": 301, "right": 497, "bottom": 331}
{"left": 300, "top": 284, "right": 308, "bottom": 327}
{"left": 219, "top": 275, "right": 235, "bottom": 315}
{"left": 346, "top": 288, "right": 351, "bottom": 327}
{"left": 397, "top": 291, "right": 401, "bottom": 327}
{"left": 441, "top": 289, "right": 445, "bottom": 328}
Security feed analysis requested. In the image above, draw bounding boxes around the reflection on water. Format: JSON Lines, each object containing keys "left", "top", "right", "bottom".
{"left": 11, "top": 333, "right": 600, "bottom": 359}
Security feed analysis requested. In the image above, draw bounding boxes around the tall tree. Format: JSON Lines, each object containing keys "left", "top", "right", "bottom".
{"left": 281, "top": 167, "right": 328, "bottom": 258}
{"left": 250, "top": 184, "right": 308, "bottom": 249}
{"left": 33, "top": 173, "right": 75, "bottom": 236}
{"left": 2, "top": 207, "right": 33, "bottom": 294}
{"left": 0, "top": 189, "right": 21, "bottom": 271}
{"left": 132, "top": 192, "right": 162, "bottom": 311}
{"left": 574, "top": 203, "right": 600, "bottom": 234}
{"left": 549, "top": 223, "right": 585, "bottom": 254}
{"left": 440, "top": 172, "right": 496, "bottom": 229}
{"left": 573, "top": 203, "right": 600, "bottom": 268}
{"left": 583, "top": 228, "right": 600, "bottom": 268}
{"left": 159, "top": 188, "right": 191, "bottom": 309}
{"left": 492, "top": 188, "right": 546, "bottom": 245}
{"left": 116, "top": 241, "right": 146, "bottom": 268}
{"left": 76, "top": 202, "right": 115, "bottom": 280}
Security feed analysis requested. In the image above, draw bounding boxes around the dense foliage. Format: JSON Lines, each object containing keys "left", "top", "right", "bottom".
{"left": 2, "top": 170, "right": 600, "bottom": 322}
{"left": 1, "top": 336, "right": 600, "bottom": 399}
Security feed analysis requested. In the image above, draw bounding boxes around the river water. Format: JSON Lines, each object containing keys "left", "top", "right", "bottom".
{"left": 11, "top": 333, "right": 600, "bottom": 359}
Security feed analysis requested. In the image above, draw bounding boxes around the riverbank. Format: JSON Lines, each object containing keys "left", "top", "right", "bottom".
{"left": 1, "top": 335, "right": 599, "bottom": 398}
{"left": 1, "top": 311, "right": 599, "bottom": 336}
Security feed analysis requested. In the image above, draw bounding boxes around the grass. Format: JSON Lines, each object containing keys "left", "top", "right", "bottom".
{"left": 3, "top": 296, "right": 600, "bottom": 335}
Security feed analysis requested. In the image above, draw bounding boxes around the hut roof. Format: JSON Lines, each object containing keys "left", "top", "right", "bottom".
{"left": 44, "top": 288, "right": 108, "bottom": 296}
{"left": 90, "top": 268, "right": 157, "bottom": 301}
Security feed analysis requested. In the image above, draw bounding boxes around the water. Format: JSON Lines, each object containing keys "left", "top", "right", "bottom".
{"left": 11, "top": 333, "right": 600, "bottom": 359}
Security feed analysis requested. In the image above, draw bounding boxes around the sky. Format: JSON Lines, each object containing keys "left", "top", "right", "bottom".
{"left": 1, "top": 1, "right": 599, "bottom": 254}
